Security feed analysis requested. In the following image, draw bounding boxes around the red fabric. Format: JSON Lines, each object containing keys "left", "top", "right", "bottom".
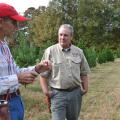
{"left": 0, "top": 3, "right": 29, "bottom": 21}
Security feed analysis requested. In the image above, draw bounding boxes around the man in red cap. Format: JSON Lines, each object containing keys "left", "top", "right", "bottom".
{"left": 0, "top": 3, "right": 52, "bottom": 120}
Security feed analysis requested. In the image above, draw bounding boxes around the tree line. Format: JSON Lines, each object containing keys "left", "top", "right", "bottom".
{"left": 11, "top": 0, "right": 120, "bottom": 67}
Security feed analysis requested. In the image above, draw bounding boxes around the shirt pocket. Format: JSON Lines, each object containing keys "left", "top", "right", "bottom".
{"left": 71, "top": 56, "right": 81, "bottom": 64}
{"left": 52, "top": 61, "right": 62, "bottom": 79}
{"left": 70, "top": 57, "right": 81, "bottom": 79}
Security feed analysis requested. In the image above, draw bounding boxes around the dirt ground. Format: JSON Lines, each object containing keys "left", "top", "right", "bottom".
{"left": 80, "top": 58, "right": 120, "bottom": 120}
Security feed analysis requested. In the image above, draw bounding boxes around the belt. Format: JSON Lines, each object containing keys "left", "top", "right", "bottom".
{"left": 51, "top": 86, "right": 80, "bottom": 92}
{"left": 0, "top": 89, "right": 20, "bottom": 100}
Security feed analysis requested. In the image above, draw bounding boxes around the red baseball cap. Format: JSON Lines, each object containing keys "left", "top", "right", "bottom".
{"left": 0, "top": 3, "right": 30, "bottom": 21}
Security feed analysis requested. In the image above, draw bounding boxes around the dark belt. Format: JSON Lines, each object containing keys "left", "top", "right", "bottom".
{"left": 0, "top": 89, "right": 20, "bottom": 100}
{"left": 51, "top": 86, "right": 80, "bottom": 92}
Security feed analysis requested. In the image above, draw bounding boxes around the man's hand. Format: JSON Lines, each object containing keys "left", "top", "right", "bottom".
{"left": 80, "top": 75, "right": 89, "bottom": 95}
{"left": 35, "top": 60, "right": 52, "bottom": 74}
{"left": 44, "top": 96, "right": 51, "bottom": 113}
{"left": 81, "top": 89, "right": 87, "bottom": 95}
{"left": 44, "top": 91, "right": 52, "bottom": 113}
{"left": 17, "top": 71, "right": 37, "bottom": 85}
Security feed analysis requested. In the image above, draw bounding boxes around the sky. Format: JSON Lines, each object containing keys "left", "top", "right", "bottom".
{"left": 0, "top": 0, "right": 50, "bottom": 13}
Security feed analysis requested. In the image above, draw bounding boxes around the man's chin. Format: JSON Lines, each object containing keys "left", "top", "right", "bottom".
{"left": 61, "top": 44, "right": 69, "bottom": 48}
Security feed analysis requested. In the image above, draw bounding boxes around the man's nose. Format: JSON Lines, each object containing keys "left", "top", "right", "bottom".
{"left": 61, "top": 35, "right": 65, "bottom": 39}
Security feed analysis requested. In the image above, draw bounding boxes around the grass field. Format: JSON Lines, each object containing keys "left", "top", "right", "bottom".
{"left": 20, "top": 58, "right": 120, "bottom": 120}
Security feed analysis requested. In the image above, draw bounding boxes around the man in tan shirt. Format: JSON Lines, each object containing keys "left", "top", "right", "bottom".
{"left": 40, "top": 24, "right": 90, "bottom": 120}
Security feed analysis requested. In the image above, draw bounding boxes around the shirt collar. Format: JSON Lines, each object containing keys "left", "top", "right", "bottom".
{"left": 58, "top": 44, "right": 71, "bottom": 52}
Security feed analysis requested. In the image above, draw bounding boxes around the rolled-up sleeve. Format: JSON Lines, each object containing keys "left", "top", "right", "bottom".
{"left": 80, "top": 51, "right": 90, "bottom": 75}
{"left": 40, "top": 48, "right": 51, "bottom": 78}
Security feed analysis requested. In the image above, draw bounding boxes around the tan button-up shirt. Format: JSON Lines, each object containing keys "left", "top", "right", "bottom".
{"left": 41, "top": 44, "right": 90, "bottom": 89}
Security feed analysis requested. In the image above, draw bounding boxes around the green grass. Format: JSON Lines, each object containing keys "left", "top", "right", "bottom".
{"left": 20, "top": 59, "right": 120, "bottom": 120}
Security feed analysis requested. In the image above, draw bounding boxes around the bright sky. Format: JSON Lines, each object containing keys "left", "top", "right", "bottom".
{"left": 0, "top": 0, "right": 50, "bottom": 13}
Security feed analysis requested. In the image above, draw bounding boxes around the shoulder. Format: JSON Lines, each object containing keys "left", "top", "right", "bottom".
{"left": 45, "top": 44, "right": 58, "bottom": 53}
{"left": 71, "top": 44, "right": 83, "bottom": 53}
{"left": 46, "top": 44, "right": 57, "bottom": 50}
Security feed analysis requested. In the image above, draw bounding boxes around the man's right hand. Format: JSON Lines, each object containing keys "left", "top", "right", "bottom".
{"left": 44, "top": 92, "right": 52, "bottom": 113}
{"left": 17, "top": 71, "right": 37, "bottom": 85}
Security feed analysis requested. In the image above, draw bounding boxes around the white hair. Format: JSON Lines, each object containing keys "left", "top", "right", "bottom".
{"left": 59, "top": 24, "right": 74, "bottom": 36}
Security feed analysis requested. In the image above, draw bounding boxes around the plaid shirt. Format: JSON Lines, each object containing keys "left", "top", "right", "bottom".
{"left": 0, "top": 40, "right": 34, "bottom": 95}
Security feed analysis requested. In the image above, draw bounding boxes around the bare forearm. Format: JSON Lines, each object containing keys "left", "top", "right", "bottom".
{"left": 39, "top": 76, "right": 49, "bottom": 96}
{"left": 40, "top": 76, "right": 51, "bottom": 113}
{"left": 81, "top": 75, "right": 89, "bottom": 94}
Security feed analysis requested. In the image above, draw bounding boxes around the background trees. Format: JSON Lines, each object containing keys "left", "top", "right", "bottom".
{"left": 26, "top": 0, "right": 119, "bottom": 48}
{"left": 11, "top": 0, "right": 120, "bottom": 67}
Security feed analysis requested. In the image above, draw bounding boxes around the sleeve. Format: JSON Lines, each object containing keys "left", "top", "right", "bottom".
{"left": 41, "top": 48, "right": 51, "bottom": 61}
{"left": 0, "top": 42, "right": 35, "bottom": 94}
{"left": 0, "top": 74, "right": 19, "bottom": 94}
{"left": 16, "top": 65, "right": 35, "bottom": 73}
{"left": 40, "top": 48, "right": 51, "bottom": 78}
{"left": 80, "top": 50, "right": 90, "bottom": 75}
{"left": 0, "top": 58, "right": 35, "bottom": 94}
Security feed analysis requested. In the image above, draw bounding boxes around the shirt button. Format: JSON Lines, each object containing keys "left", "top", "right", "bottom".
{"left": 68, "top": 74, "right": 72, "bottom": 77}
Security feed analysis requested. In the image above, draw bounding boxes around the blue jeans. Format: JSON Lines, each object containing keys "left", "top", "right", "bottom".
{"left": 51, "top": 87, "right": 83, "bottom": 120}
{"left": 9, "top": 95, "right": 24, "bottom": 120}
